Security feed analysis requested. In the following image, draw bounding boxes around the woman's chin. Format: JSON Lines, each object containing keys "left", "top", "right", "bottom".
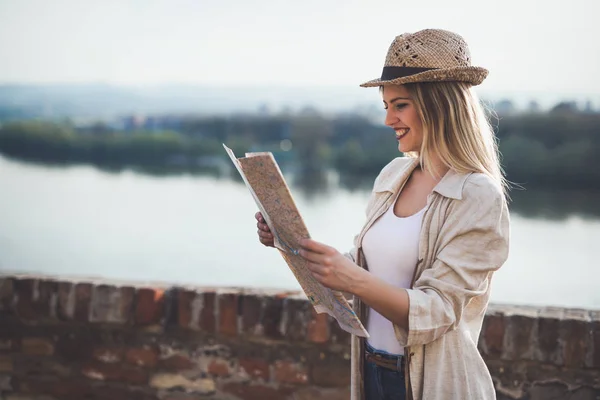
{"left": 398, "top": 142, "right": 411, "bottom": 153}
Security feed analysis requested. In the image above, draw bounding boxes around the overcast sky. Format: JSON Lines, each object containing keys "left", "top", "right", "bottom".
{"left": 0, "top": 0, "right": 598, "bottom": 97}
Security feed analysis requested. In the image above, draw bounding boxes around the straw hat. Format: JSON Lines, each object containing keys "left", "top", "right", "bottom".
{"left": 360, "top": 29, "right": 488, "bottom": 87}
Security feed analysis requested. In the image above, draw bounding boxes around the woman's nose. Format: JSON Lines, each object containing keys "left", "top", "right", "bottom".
{"left": 384, "top": 108, "right": 398, "bottom": 127}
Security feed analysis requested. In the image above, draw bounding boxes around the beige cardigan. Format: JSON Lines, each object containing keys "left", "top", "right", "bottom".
{"left": 347, "top": 157, "right": 510, "bottom": 400}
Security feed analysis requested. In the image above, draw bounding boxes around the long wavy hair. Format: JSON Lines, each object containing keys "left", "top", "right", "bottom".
{"left": 401, "top": 81, "right": 507, "bottom": 197}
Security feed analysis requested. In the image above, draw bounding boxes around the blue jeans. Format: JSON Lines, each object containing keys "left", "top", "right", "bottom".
{"left": 364, "top": 342, "right": 406, "bottom": 400}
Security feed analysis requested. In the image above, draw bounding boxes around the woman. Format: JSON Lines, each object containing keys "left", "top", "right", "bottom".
{"left": 256, "top": 29, "right": 509, "bottom": 400}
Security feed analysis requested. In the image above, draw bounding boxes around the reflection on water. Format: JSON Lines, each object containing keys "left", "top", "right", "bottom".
{"left": 0, "top": 155, "right": 598, "bottom": 309}
{"left": 286, "top": 167, "right": 600, "bottom": 221}
{"left": 9, "top": 154, "right": 598, "bottom": 221}
{"left": 507, "top": 187, "right": 600, "bottom": 220}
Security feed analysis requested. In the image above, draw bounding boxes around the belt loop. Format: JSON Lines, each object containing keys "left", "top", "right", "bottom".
{"left": 397, "top": 356, "right": 401, "bottom": 372}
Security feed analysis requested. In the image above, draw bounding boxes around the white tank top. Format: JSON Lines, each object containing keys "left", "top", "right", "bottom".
{"left": 362, "top": 199, "right": 425, "bottom": 355}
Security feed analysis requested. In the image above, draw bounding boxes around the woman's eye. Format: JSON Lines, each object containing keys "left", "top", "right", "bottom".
{"left": 395, "top": 103, "right": 407, "bottom": 110}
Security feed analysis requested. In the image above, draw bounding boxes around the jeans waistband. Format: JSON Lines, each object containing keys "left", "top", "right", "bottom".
{"left": 365, "top": 342, "right": 405, "bottom": 373}
{"left": 365, "top": 342, "right": 404, "bottom": 360}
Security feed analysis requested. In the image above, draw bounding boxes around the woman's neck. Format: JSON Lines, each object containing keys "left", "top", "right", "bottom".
{"left": 420, "top": 154, "right": 449, "bottom": 182}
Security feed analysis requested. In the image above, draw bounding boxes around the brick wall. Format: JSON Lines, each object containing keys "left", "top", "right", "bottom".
{"left": 0, "top": 276, "right": 598, "bottom": 400}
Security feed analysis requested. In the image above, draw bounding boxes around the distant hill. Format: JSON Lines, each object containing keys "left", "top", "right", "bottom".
{"left": 0, "top": 83, "right": 596, "bottom": 121}
{"left": 0, "top": 83, "right": 380, "bottom": 120}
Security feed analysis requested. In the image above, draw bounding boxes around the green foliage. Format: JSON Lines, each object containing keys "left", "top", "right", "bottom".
{"left": 0, "top": 122, "right": 225, "bottom": 171}
{"left": 1, "top": 111, "right": 599, "bottom": 189}
{"left": 497, "top": 113, "right": 600, "bottom": 188}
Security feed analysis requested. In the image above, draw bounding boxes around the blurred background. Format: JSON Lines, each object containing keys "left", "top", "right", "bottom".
{"left": 0, "top": 0, "right": 598, "bottom": 309}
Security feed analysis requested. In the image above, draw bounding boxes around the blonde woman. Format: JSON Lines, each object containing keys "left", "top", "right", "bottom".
{"left": 256, "top": 29, "right": 509, "bottom": 400}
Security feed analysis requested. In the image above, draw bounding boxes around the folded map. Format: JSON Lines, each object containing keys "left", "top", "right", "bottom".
{"left": 223, "top": 144, "right": 369, "bottom": 337}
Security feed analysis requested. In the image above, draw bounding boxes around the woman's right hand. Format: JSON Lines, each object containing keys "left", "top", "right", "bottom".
{"left": 255, "top": 212, "right": 274, "bottom": 248}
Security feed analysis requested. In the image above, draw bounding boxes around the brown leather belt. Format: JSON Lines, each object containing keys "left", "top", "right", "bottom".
{"left": 365, "top": 351, "right": 405, "bottom": 373}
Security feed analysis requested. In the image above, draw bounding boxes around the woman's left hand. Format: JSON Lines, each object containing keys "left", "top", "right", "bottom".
{"left": 298, "top": 238, "right": 366, "bottom": 293}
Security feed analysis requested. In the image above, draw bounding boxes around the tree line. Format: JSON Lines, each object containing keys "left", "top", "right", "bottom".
{"left": 0, "top": 110, "right": 598, "bottom": 189}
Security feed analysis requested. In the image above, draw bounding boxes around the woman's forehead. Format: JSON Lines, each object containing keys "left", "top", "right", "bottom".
{"left": 381, "top": 84, "right": 410, "bottom": 100}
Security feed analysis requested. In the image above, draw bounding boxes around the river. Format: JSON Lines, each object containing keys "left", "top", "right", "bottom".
{"left": 0, "top": 155, "right": 597, "bottom": 309}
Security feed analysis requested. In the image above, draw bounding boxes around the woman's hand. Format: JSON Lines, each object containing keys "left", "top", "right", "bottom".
{"left": 298, "top": 238, "right": 367, "bottom": 294}
{"left": 255, "top": 212, "right": 274, "bottom": 248}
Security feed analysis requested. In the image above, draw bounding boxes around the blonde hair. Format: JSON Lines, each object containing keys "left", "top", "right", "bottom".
{"left": 402, "top": 82, "right": 507, "bottom": 197}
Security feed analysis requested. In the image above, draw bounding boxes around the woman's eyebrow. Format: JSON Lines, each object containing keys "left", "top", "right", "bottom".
{"left": 389, "top": 96, "right": 411, "bottom": 103}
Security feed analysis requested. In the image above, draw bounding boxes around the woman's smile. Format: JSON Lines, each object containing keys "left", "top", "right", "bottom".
{"left": 395, "top": 128, "right": 410, "bottom": 141}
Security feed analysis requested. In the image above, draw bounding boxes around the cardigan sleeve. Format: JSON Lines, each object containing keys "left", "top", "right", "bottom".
{"left": 394, "top": 175, "right": 510, "bottom": 346}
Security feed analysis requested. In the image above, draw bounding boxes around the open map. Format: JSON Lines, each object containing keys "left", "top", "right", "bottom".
{"left": 223, "top": 144, "right": 369, "bottom": 338}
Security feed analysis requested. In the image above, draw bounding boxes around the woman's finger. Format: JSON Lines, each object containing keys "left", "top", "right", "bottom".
{"left": 258, "top": 229, "right": 273, "bottom": 239}
{"left": 299, "top": 248, "right": 329, "bottom": 264}
{"left": 299, "top": 238, "right": 331, "bottom": 255}
{"left": 259, "top": 235, "right": 274, "bottom": 246}
{"left": 306, "top": 261, "right": 329, "bottom": 277}
{"left": 256, "top": 221, "right": 271, "bottom": 233}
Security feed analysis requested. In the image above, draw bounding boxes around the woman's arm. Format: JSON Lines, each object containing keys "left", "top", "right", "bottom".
{"left": 298, "top": 239, "right": 410, "bottom": 328}
{"left": 299, "top": 176, "right": 509, "bottom": 345}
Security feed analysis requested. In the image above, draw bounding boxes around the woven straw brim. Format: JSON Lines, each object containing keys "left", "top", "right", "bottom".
{"left": 360, "top": 66, "right": 488, "bottom": 88}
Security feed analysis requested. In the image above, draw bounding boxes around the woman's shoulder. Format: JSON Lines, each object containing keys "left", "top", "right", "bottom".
{"left": 460, "top": 172, "right": 506, "bottom": 209}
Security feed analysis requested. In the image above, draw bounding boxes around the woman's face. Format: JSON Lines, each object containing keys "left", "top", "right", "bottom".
{"left": 382, "top": 85, "right": 423, "bottom": 154}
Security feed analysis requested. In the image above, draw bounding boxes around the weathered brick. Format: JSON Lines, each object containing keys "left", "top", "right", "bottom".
{"left": 82, "top": 362, "right": 148, "bottom": 385}
{"left": 56, "top": 334, "right": 93, "bottom": 362}
{"left": 5, "top": 394, "right": 61, "bottom": 400}
{"left": 90, "top": 285, "right": 135, "bottom": 324}
{"left": 160, "top": 354, "right": 195, "bottom": 371}
{"left": 16, "top": 376, "right": 92, "bottom": 399}
{"left": 0, "top": 338, "right": 17, "bottom": 353}
{"left": 207, "top": 358, "right": 232, "bottom": 377}
{"left": 91, "top": 386, "right": 159, "bottom": 400}
{"left": 504, "top": 313, "right": 536, "bottom": 360}
{"left": 74, "top": 283, "right": 92, "bottom": 322}
{"left": 592, "top": 319, "right": 600, "bottom": 368}
{"left": 93, "top": 346, "right": 124, "bottom": 363}
{"left": 310, "top": 356, "right": 350, "bottom": 387}
{"left": 529, "top": 382, "right": 569, "bottom": 399}
{"left": 291, "top": 387, "right": 351, "bottom": 400}
{"left": 13, "top": 356, "right": 71, "bottom": 377}
{"left": 177, "top": 290, "right": 196, "bottom": 329}
{"left": 307, "top": 310, "right": 329, "bottom": 343}
{"left": 56, "top": 282, "right": 74, "bottom": 320}
{"left": 223, "top": 382, "right": 294, "bottom": 400}
{"left": 239, "top": 358, "right": 270, "bottom": 380}
{"left": 219, "top": 293, "right": 238, "bottom": 336}
{"left": 263, "top": 296, "right": 284, "bottom": 339}
{"left": 125, "top": 346, "right": 159, "bottom": 368}
{"left": 200, "top": 292, "right": 216, "bottom": 333}
{"left": 561, "top": 309, "right": 590, "bottom": 368}
{"left": 273, "top": 360, "right": 308, "bottom": 384}
{"left": 149, "top": 373, "right": 215, "bottom": 393}
{"left": 535, "top": 307, "right": 563, "bottom": 364}
{"left": 135, "top": 288, "right": 164, "bottom": 326}
{"left": 14, "top": 279, "right": 36, "bottom": 320}
{"left": 241, "top": 295, "right": 262, "bottom": 335}
{"left": 14, "top": 280, "right": 57, "bottom": 320}
{"left": 481, "top": 312, "right": 505, "bottom": 358}
{"left": 0, "top": 374, "right": 11, "bottom": 391}
{"left": 0, "top": 355, "right": 13, "bottom": 372}
{"left": 35, "top": 280, "right": 57, "bottom": 318}
{"left": 329, "top": 316, "right": 351, "bottom": 347}
{"left": 284, "top": 298, "right": 310, "bottom": 341}
{"left": 0, "top": 277, "right": 14, "bottom": 311}
{"left": 162, "top": 395, "right": 207, "bottom": 400}
{"left": 22, "top": 338, "right": 54, "bottom": 356}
